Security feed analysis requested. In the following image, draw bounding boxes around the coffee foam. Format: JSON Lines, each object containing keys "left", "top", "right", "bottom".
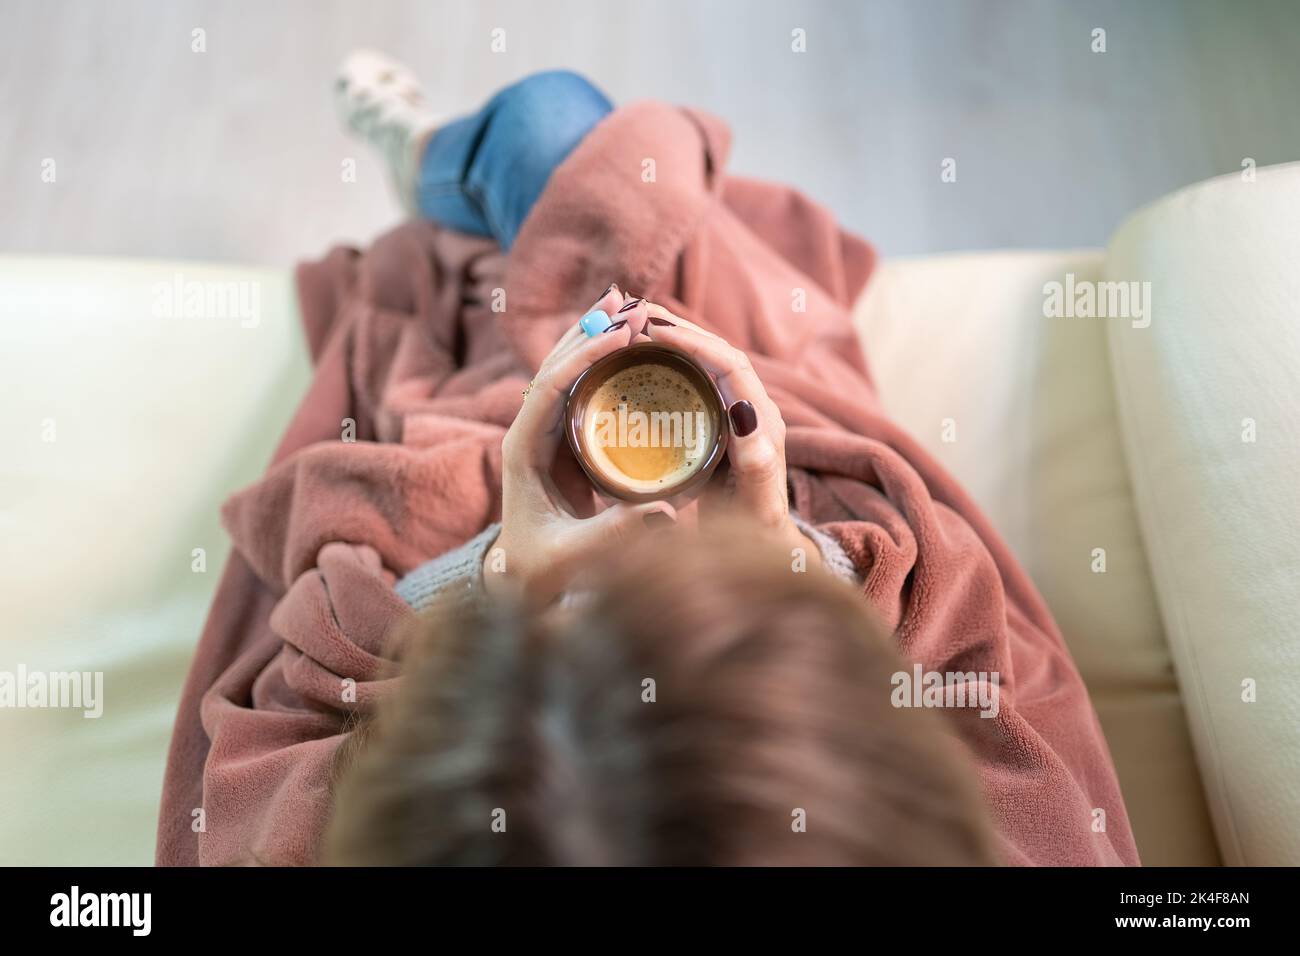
{"left": 583, "top": 362, "right": 716, "bottom": 493}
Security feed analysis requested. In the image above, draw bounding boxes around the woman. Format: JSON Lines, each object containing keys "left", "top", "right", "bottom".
{"left": 154, "top": 57, "right": 1138, "bottom": 866}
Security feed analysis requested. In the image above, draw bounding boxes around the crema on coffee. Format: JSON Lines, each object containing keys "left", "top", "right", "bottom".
{"left": 583, "top": 362, "right": 717, "bottom": 494}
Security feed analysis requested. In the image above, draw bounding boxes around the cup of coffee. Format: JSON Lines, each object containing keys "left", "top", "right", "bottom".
{"left": 566, "top": 343, "right": 729, "bottom": 502}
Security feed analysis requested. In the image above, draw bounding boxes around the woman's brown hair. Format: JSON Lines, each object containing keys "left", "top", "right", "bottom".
{"left": 326, "top": 519, "right": 998, "bottom": 865}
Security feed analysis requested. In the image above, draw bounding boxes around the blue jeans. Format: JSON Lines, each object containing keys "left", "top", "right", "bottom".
{"left": 415, "top": 71, "right": 613, "bottom": 251}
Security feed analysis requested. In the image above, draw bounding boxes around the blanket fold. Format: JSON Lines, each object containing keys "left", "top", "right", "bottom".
{"left": 156, "top": 100, "right": 1139, "bottom": 866}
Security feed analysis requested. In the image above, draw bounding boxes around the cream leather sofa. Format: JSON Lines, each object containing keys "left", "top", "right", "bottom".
{"left": 3, "top": 164, "right": 1297, "bottom": 865}
{"left": 855, "top": 162, "right": 1300, "bottom": 866}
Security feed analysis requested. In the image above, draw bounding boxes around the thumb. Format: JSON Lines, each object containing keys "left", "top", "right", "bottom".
{"left": 553, "top": 500, "right": 678, "bottom": 573}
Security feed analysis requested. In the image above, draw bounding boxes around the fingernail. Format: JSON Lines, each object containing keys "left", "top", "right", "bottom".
{"left": 647, "top": 316, "right": 675, "bottom": 327}
{"left": 728, "top": 400, "right": 758, "bottom": 437}
{"left": 616, "top": 297, "right": 643, "bottom": 314}
{"left": 593, "top": 283, "right": 617, "bottom": 306}
{"left": 580, "top": 310, "right": 612, "bottom": 337}
{"left": 644, "top": 509, "right": 675, "bottom": 528}
{"left": 602, "top": 319, "right": 628, "bottom": 334}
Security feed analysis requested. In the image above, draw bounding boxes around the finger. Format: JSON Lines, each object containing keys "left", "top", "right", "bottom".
{"left": 607, "top": 293, "right": 650, "bottom": 339}
{"left": 643, "top": 319, "right": 771, "bottom": 411}
{"left": 551, "top": 500, "right": 678, "bottom": 572}
{"left": 719, "top": 406, "right": 789, "bottom": 527}
{"left": 642, "top": 301, "right": 728, "bottom": 344}
{"left": 545, "top": 282, "right": 625, "bottom": 364}
{"left": 508, "top": 324, "right": 633, "bottom": 472}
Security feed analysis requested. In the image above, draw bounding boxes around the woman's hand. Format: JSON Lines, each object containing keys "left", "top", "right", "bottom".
{"left": 487, "top": 285, "right": 673, "bottom": 604}
{"left": 641, "top": 302, "right": 821, "bottom": 565}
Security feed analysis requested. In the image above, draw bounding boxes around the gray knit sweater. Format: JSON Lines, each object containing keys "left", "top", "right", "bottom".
{"left": 395, "top": 514, "right": 861, "bottom": 612}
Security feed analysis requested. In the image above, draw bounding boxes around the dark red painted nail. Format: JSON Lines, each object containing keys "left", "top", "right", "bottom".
{"left": 644, "top": 510, "right": 675, "bottom": 528}
{"left": 602, "top": 319, "right": 628, "bottom": 334}
{"left": 616, "top": 298, "right": 643, "bottom": 314}
{"left": 728, "top": 400, "right": 758, "bottom": 437}
{"left": 647, "top": 315, "right": 675, "bottom": 327}
{"left": 592, "top": 283, "right": 617, "bottom": 307}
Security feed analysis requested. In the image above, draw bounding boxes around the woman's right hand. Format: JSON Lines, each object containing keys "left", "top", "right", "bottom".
{"left": 486, "top": 285, "right": 674, "bottom": 604}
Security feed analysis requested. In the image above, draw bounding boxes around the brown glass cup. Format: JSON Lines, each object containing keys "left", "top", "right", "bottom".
{"left": 566, "top": 342, "right": 729, "bottom": 503}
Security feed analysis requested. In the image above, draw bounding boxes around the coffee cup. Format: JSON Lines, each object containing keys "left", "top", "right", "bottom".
{"left": 565, "top": 343, "right": 729, "bottom": 502}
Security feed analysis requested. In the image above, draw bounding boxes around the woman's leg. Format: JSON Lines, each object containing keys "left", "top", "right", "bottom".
{"left": 337, "top": 53, "right": 612, "bottom": 250}
{"left": 416, "top": 70, "right": 613, "bottom": 249}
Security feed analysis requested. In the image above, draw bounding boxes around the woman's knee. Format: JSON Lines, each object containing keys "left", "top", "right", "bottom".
{"left": 498, "top": 70, "right": 611, "bottom": 113}
{"left": 489, "top": 70, "right": 613, "bottom": 154}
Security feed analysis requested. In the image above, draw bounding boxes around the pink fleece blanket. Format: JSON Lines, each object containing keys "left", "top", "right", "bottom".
{"left": 156, "top": 101, "right": 1139, "bottom": 866}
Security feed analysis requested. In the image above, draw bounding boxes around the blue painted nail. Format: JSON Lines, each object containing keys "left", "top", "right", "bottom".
{"left": 580, "top": 309, "right": 612, "bottom": 337}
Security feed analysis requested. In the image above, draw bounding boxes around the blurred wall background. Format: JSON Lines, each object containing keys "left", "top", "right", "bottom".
{"left": 3, "top": 0, "right": 1299, "bottom": 265}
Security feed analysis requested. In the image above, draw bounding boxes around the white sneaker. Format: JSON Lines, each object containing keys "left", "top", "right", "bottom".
{"left": 335, "top": 49, "right": 443, "bottom": 214}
